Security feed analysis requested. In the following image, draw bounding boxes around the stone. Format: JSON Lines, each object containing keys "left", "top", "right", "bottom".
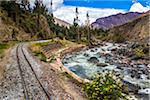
{"left": 116, "top": 66, "right": 124, "bottom": 70}
{"left": 90, "top": 49, "right": 95, "bottom": 52}
{"left": 83, "top": 53, "right": 89, "bottom": 57}
{"left": 87, "top": 57, "right": 99, "bottom": 64}
{"left": 142, "top": 69, "right": 149, "bottom": 75}
{"left": 128, "top": 42, "right": 140, "bottom": 49}
{"left": 122, "top": 85, "right": 129, "bottom": 94}
{"left": 130, "top": 69, "right": 141, "bottom": 79}
{"left": 97, "top": 63, "right": 108, "bottom": 67}
{"left": 130, "top": 55, "right": 141, "bottom": 60}
{"left": 111, "top": 48, "right": 117, "bottom": 51}
{"left": 123, "top": 80, "right": 140, "bottom": 93}
{"left": 138, "top": 88, "right": 150, "bottom": 100}
{"left": 63, "top": 61, "right": 68, "bottom": 64}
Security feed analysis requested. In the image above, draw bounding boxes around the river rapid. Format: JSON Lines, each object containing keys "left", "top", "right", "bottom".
{"left": 62, "top": 42, "right": 150, "bottom": 98}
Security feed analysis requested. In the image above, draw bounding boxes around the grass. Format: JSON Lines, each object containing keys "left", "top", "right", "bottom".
{"left": 33, "top": 51, "right": 47, "bottom": 62}
{"left": 0, "top": 43, "right": 9, "bottom": 58}
{"left": 32, "top": 39, "right": 77, "bottom": 49}
{"left": 0, "top": 41, "right": 18, "bottom": 79}
{"left": 34, "top": 41, "right": 51, "bottom": 47}
{"left": 31, "top": 39, "right": 79, "bottom": 63}
{"left": 31, "top": 41, "right": 49, "bottom": 62}
{"left": 0, "top": 41, "right": 18, "bottom": 58}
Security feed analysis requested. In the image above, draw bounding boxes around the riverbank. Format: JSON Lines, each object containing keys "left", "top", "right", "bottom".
{"left": 30, "top": 39, "right": 88, "bottom": 99}
{"left": 30, "top": 40, "right": 150, "bottom": 99}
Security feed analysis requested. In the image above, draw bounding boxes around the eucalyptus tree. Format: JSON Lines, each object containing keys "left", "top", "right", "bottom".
{"left": 73, "top": 7, "right": 80, "bottom": 43}
{"left": 20, "top": 0, "right": 31, "bottom": 12}
{"left": 33, "top": 0, "right": 48, "bottom": 32}
{"left": 50, "top": 0, "right": 53, "bottom": 16}
{"left": 0, "top": 0, "right": 20, "bottom": 25}
{"left": 85, "top": 11, "right": 91, "bottom": 45}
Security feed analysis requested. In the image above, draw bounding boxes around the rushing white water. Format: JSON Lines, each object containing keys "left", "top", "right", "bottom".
{"left": 62, "top": 42, "right": 150, "bottom": 95}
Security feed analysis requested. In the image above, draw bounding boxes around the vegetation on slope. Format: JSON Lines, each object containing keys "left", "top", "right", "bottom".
{"left": 83, "top": 72, "right": 126, "bottom": 100}
{"left": 0, "top": 0, "right": 52, "bottom": 41}
{"left": 0, "top": 0, "right": 107, "bottom": 45}
{"left": 108, "top": 13, "right": 150, "bottom": 43}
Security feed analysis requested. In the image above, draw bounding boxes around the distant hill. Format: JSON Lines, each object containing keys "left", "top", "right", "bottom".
{"left": 108, "top": 12, "right": 149, "bottom": 43}
{"left": 91, "top": 12, "right": 142, "bottom": 30}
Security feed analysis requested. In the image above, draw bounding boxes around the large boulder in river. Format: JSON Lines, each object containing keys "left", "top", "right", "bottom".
{"left": 88, "top": 57, "right": 99, "bottom": 64}
{"left": 123, "top": 80, "right": 140, "bottom": 94}
{"left": 127, "top": 42, "right": 140, "bottom": 49}
{"left": 138, "top": 88, "right": 150, "bottom": 100}
{"left": 97, "top": 63, "right": 108, "bottom": 67}
{"left": 130, "top": 69, "right": 141, "bottom": 79}
{"left": 130, "top": 55, "right": 141, "bottom": 60}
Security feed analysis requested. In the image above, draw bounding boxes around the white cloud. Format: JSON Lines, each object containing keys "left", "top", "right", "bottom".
{"left": 29, "top": 0, "right": 63, "bottom": 10}
{"left": 129, "top": 2, "right": 150, "bottom": 12}
{"left": 53, "top": 6, "right": 126, "bottom": 25}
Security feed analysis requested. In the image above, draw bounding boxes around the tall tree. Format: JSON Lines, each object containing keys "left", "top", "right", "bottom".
{"left": 33, "top": 0, "right": 48, "bottom": 15}
{"left": 21, "top": 0, "right": 31, "bottom": 12}
{"left": 1, "top": 1, "right": 19, "bottom": 25}
{"left": 73, "top": 7, "right": 80, "bottom": 43}
{"left": 50, "top": 0, "right": 53, "bottom": 16}
{"left": 33, "top": 0, "right": 48, "bottom": 32}
{"left": 85, "top": 11, "right": 91, "bottom": 45}
{"left": 35, "top": 0, "right": 40, "bottom": 31}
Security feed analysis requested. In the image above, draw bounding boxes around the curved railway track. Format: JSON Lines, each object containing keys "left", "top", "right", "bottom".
{"left": 16, "top": 44, "right": 51, "bottom": 99}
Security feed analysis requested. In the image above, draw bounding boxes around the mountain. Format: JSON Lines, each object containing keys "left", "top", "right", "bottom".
{"left": 91, "top": 12, "right": 142, "bottom": 30}
{"left": 108, "top": 11, "right": 150, "bottom": 43}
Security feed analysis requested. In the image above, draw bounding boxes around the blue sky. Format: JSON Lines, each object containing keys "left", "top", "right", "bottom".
{"left": 63, "top": 0, "right": 149, "bottom": 10}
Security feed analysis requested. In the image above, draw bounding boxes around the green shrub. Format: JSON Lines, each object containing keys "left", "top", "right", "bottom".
{"left": 0, "top": 42, "right": 18, "bottom": 58}
{"left": 0, "top": 43, "right": 8, "bottom": 57}
{"left": 35, "top": 41, "right": 50, "bottom": 46}
{"left": 34, "top": 51, "right": 47, "bottom": 62}
{"left": 83, "top": 72, "right": 126, "bottom": 100}
{"left": 112, "top": 33, "right": 126, "bottom": 43}
{"left": 134, "top": 48, "right": 145, "bottom": 58}
{"left": 49, "top": 54, "right": 56, "bottom": 63}
{"left": 0, "top": 43, "right": 8, "bottom": 50}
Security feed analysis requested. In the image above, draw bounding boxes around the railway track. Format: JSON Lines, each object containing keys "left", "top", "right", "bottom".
{"left": 16, "top": 44, "right": 51, "bottom": 99}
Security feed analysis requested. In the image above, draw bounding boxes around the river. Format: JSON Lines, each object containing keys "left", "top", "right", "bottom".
{"left": 62, "top": 42, "right": 150, "bottom": 99}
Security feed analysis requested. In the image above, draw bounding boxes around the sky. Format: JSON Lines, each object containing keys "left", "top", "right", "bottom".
{"left": 30, "top": 0, "right": 150, "bottom": 25}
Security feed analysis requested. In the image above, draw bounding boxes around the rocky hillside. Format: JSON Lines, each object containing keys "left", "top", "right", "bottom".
{"left": 108, "top": 12, "right": 149, "bottom": 43}
{"left": 0, "top": 8, "right": 52, "bottom": 42}
{"left": 91, "top": 12, "right": 142, "bottom": 30}
{"left": 0, "top": 9, "right": 30, "bottom": 42}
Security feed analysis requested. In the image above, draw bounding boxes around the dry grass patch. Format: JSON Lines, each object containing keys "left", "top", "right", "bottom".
{"left": 0, "top": 41, "right": 17, "bottom": 80}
